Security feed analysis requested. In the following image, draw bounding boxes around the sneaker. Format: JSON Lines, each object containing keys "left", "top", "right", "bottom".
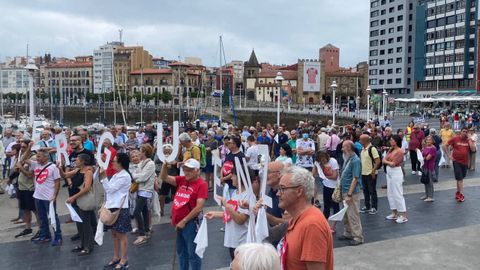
{"left": 420, "top": 195, "right": 427, "bottom": 200}
{"left": 395, "top": 216, "right": 408, "bottom": 224}
{"left": 411, "top": 171, "right": 416, "bottom": 175}
{"left": 385, "top": 213, "right": 398, "bottom": 220}
{"left": 458, "top": 193, "right": 465, "bottom": 202}
{"left": 51, "top": 238, "right": 63, "bottom": 246}
{"left": 349, "top": 239, "right": 364, "bottom": 246}
{"left": 424, "top": 198, "right": 435, "bottom": 202}
{"left": 455, "top": 191, "right": 461, "bottom": 202}
{"left": 32, "top": 237, "right": 51, "bottom": 244}
{"left": 337, "top": 235, "right": 354, "bottom": 241}
{"left": 360, "top": 206, "right": 370, "bottom": 213}
{"left": 30, "top": 231, "right": 41, "bottom": 241}
{"left": 15, "top": 228, "right": 32, "bottom": 238}
{"left": 220, "top": 227, "right": 225, "bottom": 232}
{"left": 368, "top": 208, "right": 377, "bottom": 215}
{"left": 417, "top": 171, "right": 422, "bottom": 176}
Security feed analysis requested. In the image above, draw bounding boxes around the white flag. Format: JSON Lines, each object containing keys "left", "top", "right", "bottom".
{"left": 95, "top": 221, "right": 105, "bottom": 246}
{"left": 65, "top": 202, "right": 83, "bottom": 223}
{"left": 48, "top": 201, "right": 57, "bottom": 232}
{"left": 246, "top": 213, "right": 256, "bottom": 243}
{"left": 416, "top": 148, "right": 424, "bottom": 168}
{"left": 194, "top": 218, "right": 208, "bottom": 258}
{"left": 255, "top": 207, "right": 269, "bottom": 243}
{"left": 328, "top": 203, "right": 349, "bottom": 222}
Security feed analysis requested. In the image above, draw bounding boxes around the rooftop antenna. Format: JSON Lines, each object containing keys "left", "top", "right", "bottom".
{"left": 119, "top": 29, "right": 123, "bottom": 43}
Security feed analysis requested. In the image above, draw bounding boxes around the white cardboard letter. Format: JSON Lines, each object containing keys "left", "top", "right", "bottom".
{"left": 156, "top": 122, "right": 180, "bottom": 163}
{"left": 96, "top": 132, "right": 115, "bottom": 170}
{"left": 55, "top": 133, "right": 70, "bottom": 166}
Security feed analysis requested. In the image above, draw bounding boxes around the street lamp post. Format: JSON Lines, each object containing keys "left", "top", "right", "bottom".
{"left": 382, "top": 88, "right": 388, "bottom": 119}
{"left": 275, "top": 72, "right": 284, "bottom": 126}
{"left": 331, "top": 80, "right": 338, "bottom": 126}
{"left": 356, "top": 96, "right": 360, "bottom": 117}
{"left": 24, "top": 59, "right": 38, "bottom": 126}
{"left": 366, "top": 85, "right": 371, "bottom": 121}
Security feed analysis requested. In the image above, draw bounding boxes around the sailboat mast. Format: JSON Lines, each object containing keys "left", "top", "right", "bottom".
{"left": 219, "top": 36, "right": 223, "bottom": 123}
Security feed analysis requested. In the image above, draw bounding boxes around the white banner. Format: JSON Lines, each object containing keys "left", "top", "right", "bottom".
{"left": 55, "top": 133, "right": 70, "bottom": 166}
{"left": 303, "top": 61, "right": 321, "bottom": 92}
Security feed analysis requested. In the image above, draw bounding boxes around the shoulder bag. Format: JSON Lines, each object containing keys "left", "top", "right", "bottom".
{"left": 332, "top": 156, "right": 353, "bottom": 203}
{"left": 77, "top": 171, "right": 96, "bottom": 211}
{"left": 98, "top": 195, "right": 127, "bottom": 226}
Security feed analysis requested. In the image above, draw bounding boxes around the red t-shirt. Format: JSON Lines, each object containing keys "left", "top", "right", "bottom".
{"left": 103, "top": 146, "right": 117, "bottom": 177}
{"left": 448, "top": 136, "right": 470, "bottom": 165}
{"left": 172, "top": 176, "right": 208, "bottom": 225}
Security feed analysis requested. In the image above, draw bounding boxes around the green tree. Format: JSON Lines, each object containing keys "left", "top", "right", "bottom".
{"left": 160, "top": 91, "right": 172, "bottom": 104}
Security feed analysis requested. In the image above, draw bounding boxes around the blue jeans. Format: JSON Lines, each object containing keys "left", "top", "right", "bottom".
{"left": 35, "top": 199, "right": 62, "bottom": 240}
{"left": 176, "top": 220, "right": 201, "bottom": 270}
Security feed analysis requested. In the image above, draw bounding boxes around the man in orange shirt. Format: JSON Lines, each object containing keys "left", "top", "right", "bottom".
{"left": 277, "top": 166, "right": 334, "bottom": 270}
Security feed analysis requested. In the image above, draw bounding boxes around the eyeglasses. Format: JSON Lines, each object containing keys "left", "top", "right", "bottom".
{"left": 268, "top": 170, "right": 280, "bottom": 174}
{"left": 277, "top": 185, "right": 301, "bottom": 194}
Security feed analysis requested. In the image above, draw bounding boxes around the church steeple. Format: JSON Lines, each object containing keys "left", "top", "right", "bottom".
{"left": 246, "top": 49, "right": 260, "bottom": 67}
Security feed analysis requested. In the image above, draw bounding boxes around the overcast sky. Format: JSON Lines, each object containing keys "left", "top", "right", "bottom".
{"left": 0, "top": 0, "right": 369, "bottom": 67}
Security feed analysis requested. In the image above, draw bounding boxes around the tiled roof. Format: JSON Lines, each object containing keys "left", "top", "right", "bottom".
{"left": 257, "top": 70, "right": 297, "bottom": 80}
{"left": 46, "top": 61, "right": 93, "bottom": 68}
{"left": 130, "top": 68, "right": 172, "bottom": 75}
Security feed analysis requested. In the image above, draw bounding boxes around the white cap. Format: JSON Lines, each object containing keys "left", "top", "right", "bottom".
{"left": 183, "top": 158, "right": 200, "bottom": 169}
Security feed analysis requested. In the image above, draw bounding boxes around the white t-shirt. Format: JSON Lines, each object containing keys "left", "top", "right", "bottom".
{"left": 32, "top": 161, "right": 61, "bottom": 201}
{"left": 315, "top": 158, "right": 339, "bottom": 189}
{"left": 245, "top": 144, "right": 259, "bottom": 170}
{"left": 276, "top": 156, "right": 293, "bottom": 166}
{"left": 224, "top": 191, "right": 249, "bottom": 248}
{"left": 296, "top": 139, "right": 315, "bottom": 168}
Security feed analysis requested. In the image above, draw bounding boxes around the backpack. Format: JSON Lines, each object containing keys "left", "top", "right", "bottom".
{"left": 368, "top": 145, "right": 382, "bottom": 170}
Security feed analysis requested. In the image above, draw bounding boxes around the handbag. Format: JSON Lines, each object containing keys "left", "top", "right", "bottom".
{"left": 77, "top": 178, "right": 96, "bottom": 211}
{"left": 129, "top": 160, "right": 155, "bottom": 193}
{"left": 332, "top": 180, "right": 342, "bottom": 203}
{"left": 420, "top": 169, "right": 430, "bottom": 184}
{"left": 98, "top": 195, "right": 127, "bottom": 226}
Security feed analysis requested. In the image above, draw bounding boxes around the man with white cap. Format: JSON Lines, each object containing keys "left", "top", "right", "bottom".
{"left": 160, "top": 158, "right": 208, "bottom": 270}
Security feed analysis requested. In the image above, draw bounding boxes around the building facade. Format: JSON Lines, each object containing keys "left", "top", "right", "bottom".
{"left": 254, "top": 70, "right": 297, "bottom": 103}
{"left": 244, "top": 50, "right": 262, "bottom": 100}
{"left": 368, "top": 0, "right": 416, "bottom": 97}
{"left": 415, "top": 0, "right": 478, "bottom": 97}
{"left": 320, "top": 44, "right": 340, "bottom": 73}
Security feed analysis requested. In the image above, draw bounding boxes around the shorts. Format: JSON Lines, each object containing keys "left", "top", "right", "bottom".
{"left": 18, "top": 190, "right": 36, "bottom": 211}
{"left": 453, "top": 161, "right": 468, "bottom": 181}
{"left": 159, "top": 182, "right": 176, "bottom": 197}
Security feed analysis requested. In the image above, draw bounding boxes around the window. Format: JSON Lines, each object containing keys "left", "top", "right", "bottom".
{"left": 427, "top": 20, "right": 436, "bottom": 28}
{"left": 389, "top": 17, "right": 394, "bottom": 23}
{"left": 437, "top": 17, "right": 446, "bottom": 27}
{"left": 388, "top": 27, "right": 394, "bottom": 33}
{"left": 445, "top": 41, "right": 455, "bottom": 50}
{"left": 408, "top": 46, "right": 412, "bottom": 53}
{"left": 379, "top": 69, "right": 385, "bottom": 75}
{"left": 371, "top": 20, "right": 379, "bottom": 27}
{"left": 409, "top": 25, "right": 412, "bottom": 31}
{"left": 388, "top": 48, "right": 393, "bottom": 54}
{"left": 409, "top": 3, "right": 413, "bottom": 10}
{"left": 381, "top": 0, "right": 386, "bottom": 4}
{"left": 454, "top": 65, "right": 464, "bottom": 74}
{"left": 395, "top": 78, "right": 402, "bottom": 84}
{"left": 379, "top": 59, "right": 385, "bottom": 65}
{"left": 397, "top": 25, "right": 403, "bottom": 32}
{"left": 408, "top": 35, "right": 412, "bottom": 42}
{"left": 426, "top": 68, "right": 434, "bottom": 76}
{"left": 370, "top": 49, "right": 378, "bottom": 56}
{"left": 388, "top": 38, "right": 394, "bottom": 44}
{"left": 371, "top": 0, "right": 379, "bottom": 8}
{"left": 387, "top": 79, "right": 393, "bottom": 84}
{"left": 380, "top": 49, "right": 385, "bottom": 55}
{"left": 397, "top": 15, "right": 403, "bottom": 21}
{"left": 396, "top": 68, "right": 402, "bottom": 73}
{"left": 444, "top": 66, "right": 453, "bottom": 75}
{"left": 389, "top": 7, "right": 395, "bottom": 13}
{"left": 369, "top": 59, "right": 378, "bottom": 66}
{"left": 370, "top": 30, "right": 379, "bottom": 37}
{"left": 381, "top": 9, "right": 386, "bottom": 15}
{"left": 397, "top": 36, "right": 403, "bottom": 42}
{"left": 398, "top": 4, "right": 403, "bottom": 10}
{"left": 381, "top": 19, "right": 386, "bottom": 25}
{"left": 380, "top": 39, "right": 386, "bottom": 45}
{"left": 397, "top": 47, "right": 402, "bottom": 53}
{"left": 369, "top": 69, "right": 378, "bottom": 75}
{"left": 387, "top": 58, "right": 393, "bottom": 64}
{"left": 396, "top": 57, "right": 402, "bottom": 63}
{"left": 446, "top": 3, "right": 455, "bottom": 12}
{"left": 456, "top": 53, "right": 464, "bottom": 61}
{"left": 380, "top": 29, "right": 386, "bottom": 35}
{"left": 370, "top": 40, "right": 379, "bottom": 46}
{"left": 428, "top": 7, "right": 436, "bottom": 16}
{"left": 369, "top": 79, "right": 378, "bottom": 85}
{"left": 457, "top": 13, "right": 465, "bottom": 22}
{"left": 387, "top": 69, "right": 393, "bottom": 74}
{"left": 379, "top": 79, "right": 384, "bottom": 85}
{"left": 371, "top": 10, "right": 379, "bottom": 18}
{"left": 446, "top": 15, "right": 456, "bottom": 24}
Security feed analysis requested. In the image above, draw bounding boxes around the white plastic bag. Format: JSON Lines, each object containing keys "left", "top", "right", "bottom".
{"left": 194, "top": 218, "right": 208, "bottom": 258}
{"left": 95, "top": 221, "right": 105, "bottom": 246}
{"left": 48, "top": 201, "right": 57, "bottom": 232}
{"left": 416, "top": 148, "right": 424, "bottom": 168}
{"left": 65, "top": 202, "right": 83, "bottom": 223}
{"left": 439, "top": 148, "right": 446, "bottom": 166}
{"left": 328, "top": 203, "right": 349, "bottom": 222}
{"left": 255, "top": 207, "right": 269, "bottom": 243}
{"left": 151, "top": 191, "right": 161, "bottom": 224}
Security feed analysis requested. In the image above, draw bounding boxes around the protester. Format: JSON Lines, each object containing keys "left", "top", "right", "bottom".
{"left": 448, "top": 127, "right": 476, "bottom": 202}
{"left": 338, "top": 140, "right": 364, "bottom": 245}
{"left": 125, "top": 131, "right": 139, "bottom": 153}
{"left": 61, "top": 154, "right": 96, "bottom": 255}
{"left": 37, "top": 130, "right": 57, "bottom": 162}
{"left": 429, "top": 128, "right": 442, "bottom": 182}
{"left": 101, "top": 153, "right": 132, "bottom": 270}
{"left": 203, "top": 130, "right": 219, "bottom": 191}
{"left": 287, "top": 130, "right": 298, "bottom": 164}
{"left": 325, "top": 128, "right": 340, "bottom": 159}
{"left": 295, "top": 129, "right": 315, "bottom": 171}
{"left": 273, "top": 127, "right": 288, "bottom": 158}
{"left": 277, "top": 165, "right": 334, "bottom": 270}
{"left": 317, "top": 128, "right": 330, "bottom": 152}
{"left": 312, "top": 151, "right": 339, "bottom": 233}
{"left": 245, "top": 135, "right": 259, "bottom": 172}
{"left": 230, "top": 243, "right": 281, "bottom": 270}
{"left": 221, "top": 135, "right": 245, "bottom": 197}
{"left": 275, "top": 144, "right": 293, "bottom": 166}
{"left": 131, "top": 144, "right": 156, "bottom": 245}
{"left": 359, "top": 134, "right": 381, "bottom": 215}
{"left": 157, "top": 145, "right": 178, "bottom": 217}
{"left": 468, "top": 127, "right": 477, "bottom": 171}
{"left": 179, "top": 132, "right": 201, "bottom": 162}
{"left": 205, "top": 167, "right": 249, "bottom": 260}
{"left": 421, "top": 136, "right": 436, "bottom": 202}
{"left": 408, "top": 125, "right": 425, "bottom": 175}
{"left": 383, "top": 135, "right": 408, "bottom": 223}
{"left": 440, "top": 123, "right": 454, "bottom": 168}
{"left": 160, "top": 158, "right": 208, "bottom": 270}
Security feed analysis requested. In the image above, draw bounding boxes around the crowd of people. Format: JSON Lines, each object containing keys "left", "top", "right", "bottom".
{"left": 0, "top": 115, "right": 476, "bottom": 270}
